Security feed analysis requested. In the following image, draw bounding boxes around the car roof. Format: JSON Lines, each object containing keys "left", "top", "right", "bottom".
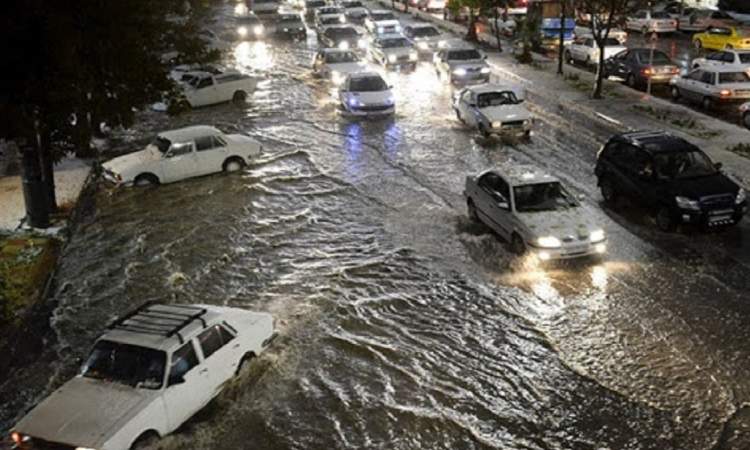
{"left": 466, "top": 83, "right": 520, "bottom": 94}
{"left": 101, "top": 303, "right": 226, "bottom": 352}
{"left": 324, "top": 24, "right": 357, "bottom": 30}
{"left": 696, "top": 65, "right": 750, "bottom": 73}
{"left": 159, "top": 125, "right": 222, "bottom": 142}
{"left": 614, "top": 130, "right": 699, "bottom": 153}
{"left": 490, "top": 164, "right": 560, "bottom": 186}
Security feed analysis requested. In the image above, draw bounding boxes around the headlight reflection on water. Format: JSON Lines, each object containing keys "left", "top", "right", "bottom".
{"left": 234, "top": 41, "right": 273, "bottom": 72}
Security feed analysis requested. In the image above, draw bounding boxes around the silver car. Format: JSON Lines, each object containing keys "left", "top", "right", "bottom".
{"left": 464, "top": 165, "right": 607, "bottom": 261}
{"left": 670, "top": 66, "right": 750, "bottom": 109}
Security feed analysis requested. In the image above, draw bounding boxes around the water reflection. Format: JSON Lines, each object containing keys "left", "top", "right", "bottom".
{"left": 233, "top": 41, "right": 274, "bottom": 73}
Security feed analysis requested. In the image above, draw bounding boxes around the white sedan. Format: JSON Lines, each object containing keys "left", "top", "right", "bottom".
{"left": 103, "top": 126, "right": 262, "bottom": 187}
{"left": 453, "top": 84, "right": 532, "bottom": 138}
{"left": 565, "top": 36, "right": 627, "bottom": 66}
{"left": 368, "top": 34, "right": 418, "bottom": 71}
{"left": 339, "top": 72, "right": 395, "bottom": 117}
{"left": 312, "top": 48, "right": 368, "bottom": 85}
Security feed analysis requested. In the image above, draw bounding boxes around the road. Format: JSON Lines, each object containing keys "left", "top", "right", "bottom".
{"left": 2, "top": 3, "right": 750, "bottom": 450}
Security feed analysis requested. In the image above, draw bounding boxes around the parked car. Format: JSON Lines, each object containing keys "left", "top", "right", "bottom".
{"left": 10, "top": 302, "right": 276, "bottom": 450}
{"left": 102, "top": 126, "right": 262, "bottom": 186}
{"left": 417, "top": 0, "right": 445, "bottom": 12}
{"left": 169, "top": 63, "right": 226, "bottom": 83}
{"left": 248, "top": 0, "right": 281, "bottom": 17}
{"left": 403, "top": 24, "right": 446, "bottom": 57}
{"left": 670, "top": 66, "right": 750, "bottom": 109}
{"left": 318, "top": 25, "right": 365, "bottom": 50}
{"left": 595, "top": 130, "right": 747, "bottom": 231}
{"left": 453, "top": 83, "right": 532, "bottom": 138}
{"left": 236, "top": 12, "right": 266, "bottom": 40}
{"left": 303, "top": 0, "right": 327, "bottom": 20}
{"left": 602, "top": 48, "right": 680, "bottom": 89}
{"left": 338, "top": 72, "right": 395, "bottom": 117}
{"left": 179, "top": 71, "right": 257, "bottom": 108}
{"left": 434, "top": 46, "right": 490, "bottom": 85}
{"left": 464, "top": 165, "right": 607, "bottom": 260}
{"left": 740, "top": 102, "right": 750, "bottom": 129}
{"left": 678, "top": 9, "right": 739, "bottom": 32}
{"left": 691, "top": 49, "right": 750, "bottom": 69}
{"left": 625, "top": 10, "right": 677, "bottom": 34}
{"left": 565, "top": 36, "right": 627, "bottom": 66}
{"left": 312, "top": 48, "right": 368, "bottom": 84}
{"left": 340, "top": 0, "right": 368, "bottom": 24}
{"left": 693, "top": 26, "right": 750, "bottom": 50}
{"left": 268, "top": 12, "right": 307, "bottom": 40}
{"left": 574, "top": 25, "right": 628, "bottom": 45}
{"left": 368, "top": 34, "right": 418, "bottom": 71}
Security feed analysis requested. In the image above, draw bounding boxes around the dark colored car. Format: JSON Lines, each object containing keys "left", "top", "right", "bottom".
{"left": 602, "top": 48, "right": 680, "bottom": 89}
{"left": 318, "top": 25, "right": 363, "bottom": 50}
{"left": 595, "top": 130, "right": 747, "bottom": 231}
{"left": 271, "top": 13, "right": 307, "bottom": 40}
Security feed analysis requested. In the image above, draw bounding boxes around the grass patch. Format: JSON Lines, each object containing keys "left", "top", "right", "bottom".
{"left": 0, "top": 234, "right": 59, "bottom": 327}
{"left": 631, "top": 104, "right": 722, "bottom": 139}
{"left": 727, "top": 143, "right": 750, "bottom": 159}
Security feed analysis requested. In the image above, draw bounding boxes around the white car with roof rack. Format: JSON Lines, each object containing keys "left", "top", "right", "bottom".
{"left": 10, "top": 302, "right": 276, "bottom": 450}
{"left": 338, "top": 72, "right": 395, "bottom": 117}
{"left": 312, "top": 48, "right": 368, "bottom": 84}
{"left": 464, "top": 165, "right": 607, "bottom": 261}
{"left": 453, "top": 83, "right": 533, "bottom": 139}
{"left": 102, "top": 125, "right": 262, "bottom": 187}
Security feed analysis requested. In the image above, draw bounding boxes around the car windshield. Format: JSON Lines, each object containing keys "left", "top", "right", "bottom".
{"left": 152, "top": 136, "right": 171, "bottom": 153}
{"left": 350, "top": 76, "right": 388, "bottom": 91}
{"left": 327, "top": 27, "right": 358, "bottom": 38}
{"left": 719, "top": 72, "right": 750, "bottom": 83}
{"left": 325, "top": 51, "right": 359, "bottom": 63}
{"left": 412, "top": 27, "right": 440, "bottom": 37}
{"left": 279, "top": 15, "right": 302, "bottom": 23}
{"left": 306, "top": 0, "right": 326, "bottom": 6}
{"left": 81, "top": 340, "right": 166, "bottom": 389}
{"left": 651, "top": 11, "right": 670, "bottom": 18}
{"left": 636, "top": 50, "right": 671, "bottom": 64}
{"left": 371, "top": 12, "right": 395, "bottom": 20}
{"left": 448, "top": 49, "right": 482, "bottom": 60}
{"left": 514, "top": 182, "right": 577, "bottom": 212}
{"left": 654, "top": 150, "right": 716, "bottom": 179}
{"left": 321, "top": 16, "right": 341, "bottom": 24}
{"left": 380, "top": 37, "right": 410, "bottom": 48}
{"left": 319, "top": 7, "right": 342, "bottom": 14}
{"left": 477, "top": 91, "right": 520, "bottom": 107}
{"left": 344, "top": 1, "right": 363, "bottom": 7}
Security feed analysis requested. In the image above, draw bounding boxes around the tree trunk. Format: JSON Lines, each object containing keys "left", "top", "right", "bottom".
{"left": 38, "top": 128, "right": 57, "bottom": 213}
{"left": 20, "top": 142, "right": 50, "bottom": 229}
{"left": 593, "top": 43, "right": 606, "bottom": 99}
{"left": 467, "top": 11, "right": 479, "bottom": 42}
{"left": 494, "top": 8, "right": 502, "bottom": 52}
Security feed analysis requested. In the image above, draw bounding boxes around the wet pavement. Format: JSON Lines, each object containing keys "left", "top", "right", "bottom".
{"left": 2, "top": 3, "right": 750, "bottom": 449}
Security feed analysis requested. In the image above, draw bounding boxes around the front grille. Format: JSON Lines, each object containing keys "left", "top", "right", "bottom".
{"left": 502, "top": 120, "right": 525, "bottom": 128}
{"left": 396, "top": 55, "right": 410, "bottom": 62}
{"left": 734, "top": 89, "right": 750, "bottom": 95}
{"left": 700, "top": 193, "right": 734, "bottom": 210}
{"left": 355, "top": 104, "right": 391, "bottom": 112}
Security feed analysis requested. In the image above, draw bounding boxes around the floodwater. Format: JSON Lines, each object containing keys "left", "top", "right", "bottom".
{"left": 2, "top": 3, "right": 750, "bottom": 450}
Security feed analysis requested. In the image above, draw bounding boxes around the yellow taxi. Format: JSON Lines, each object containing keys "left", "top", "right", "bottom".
{"left": 693, "top": 27, "right": 750, "bottom": 51}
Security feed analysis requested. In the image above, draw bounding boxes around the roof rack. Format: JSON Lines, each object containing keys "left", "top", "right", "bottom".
{"left": 107, "top": 301, "right": 209, "bottom": 344}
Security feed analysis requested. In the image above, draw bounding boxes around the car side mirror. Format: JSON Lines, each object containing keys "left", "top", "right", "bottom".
{"left": 714, "top": 162, "right": 723, "bottom": 170}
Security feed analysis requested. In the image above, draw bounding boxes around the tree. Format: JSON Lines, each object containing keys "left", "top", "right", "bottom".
{"left": 556, "top": 0, "right": 574, "bottom": 75}
{"left": 575, "top": 0, "right": 636, "bottom": 98}
{"left": 0, "top": 0, "right": 219, "bottom": 225}
{"left": 488, "top": 0, "right": 516, "bottom": 52}
{"left": 718, "top": 0, "right": 750, "bottom": 14}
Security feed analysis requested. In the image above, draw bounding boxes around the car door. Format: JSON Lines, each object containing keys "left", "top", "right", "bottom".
{"left": 607, "top": 50, "right": 628, "bottom": 76}
{"left": 161, "top": 340, "right": 214, "bottom": 432}
{"left": 629, "top": 148, "right": 659, "bottom": 206}
{"left": 161, "top": 141, "right": 199, "bottom": 182}
{"left": 475, "top": 173, "right": 512, "bottom": 238}
{"left": 607, "top": 143, "right": 641, "bottom": 198}
{"left": 460, "top": 91, "right": 479, "bottom": 127}
{"left": 192, "top": 77, "right": 217, "bottom": 106}
{"left": 194, "top": 135, "right": 227, "bottom": 176}
{"left": 196, "top": 323, "right": 242, "bottom": 394}
{"left": 698, "top": 70, "right": 716, "bottom": 99}
{"left": 681, "top": 69, "right": 702, "bottom": 100}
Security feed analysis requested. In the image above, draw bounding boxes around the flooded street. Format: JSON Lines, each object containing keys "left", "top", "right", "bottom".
{"left": 3, "top": 3, "right": 750, "bottom": 449}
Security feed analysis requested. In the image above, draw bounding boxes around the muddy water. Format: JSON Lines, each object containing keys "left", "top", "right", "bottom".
{"left": 3, "top": 3, "right": 750, "bottom": 450}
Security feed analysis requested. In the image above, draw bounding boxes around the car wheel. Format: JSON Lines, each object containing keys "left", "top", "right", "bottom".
{"left": 585, "top": 55, "right": 592, "bottom": 66}
{"left": 511, "top": 233, "right": 526, "bottom": 255}
{"left": 656, "top": 207, "right": 676, "bottom": 232}
{"left": 478, "top": 124, "right": 490, "bottom": 139}
{"left": 702, "top": 96, "right": 714, "bottom": 110}
{"left": 134, "top": 173, "right": 159, "bottom": 187}
{"left": 626, "top": 73, "right": 637, "bottom": 89}
{"left": 600, "top": 177, "right": 618, "bottom": 205}
{"left": 232, "top": 90, "right": 248, "bottom": 105}
{"left": 235, "top": 352, "right": 256, "bottom": 376}
{"left": 130, "top": 431, "right": 160, "bottom": 450}
{"left": 223, "top": 157, "right": 246, "bottom": 172}
{"left": 693, "top": 39, "right": 702, "bottom": 49}
{"left": 467, "top": 199, "right": 479, "bottom": 221}
{"left": 670, "top": 86, "right": 681, "bottom": 100}
{"left": 743, "top": 112, "right": 750, "bottom": 130}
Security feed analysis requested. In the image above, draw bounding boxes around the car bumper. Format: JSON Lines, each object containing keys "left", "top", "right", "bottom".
{"left": 343, "top": 104, "right": 395, "bottom": 116}
{"left": 102, "top": 169, "right": 125, "bottom": 186}
{"left": 644, "top": 74, "right": 676, "bottom": 84}
{"left": 530, "top": 241, "right": 607, "bottom": 260}
{"left": 676, "top": 203, "right": 747, "bottom": 227}
{"left": 713, "top": 94, "right": 750, "bottom": 104}
{"left": 451, "top": 74, "right": 491, "bottom": 85}
{"left": 487, "top": 121, "right": 532, "bottom": 136}
{"left": 385, "top": 61, "right": 417, "bottom": 70}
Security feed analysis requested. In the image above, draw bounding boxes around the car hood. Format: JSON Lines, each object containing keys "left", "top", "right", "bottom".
{"left": 479, "top": 104, "right": 531, "bottom": 122}
{"left": 448, "top": 59, "right": 487, "bottom": 69}
{"left": 14, "top": 377, "right": 159, "bottom": 448}
{"left": 670, "top": 172, "right": 740, "bottom": 199}
{"left": 102, "top": 147, "right": 160, "bottom": 178}
{"left": 519, "top": 207, "right": 602, "bottom": 240}
{"left": 328, "top": 62, "right": 368, "bottom": 73}
{"left": 347, "top": 90, "right": 392, "bottom": 105}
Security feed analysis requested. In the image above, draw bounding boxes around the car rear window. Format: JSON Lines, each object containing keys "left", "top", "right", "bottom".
{"left": 740, "top": 53, "right": 750, "bottom": 63}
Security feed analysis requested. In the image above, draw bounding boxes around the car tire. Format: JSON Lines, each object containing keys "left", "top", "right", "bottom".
{"left": 743, "top": 111, "right": 750, "bottom": 130}
{"left": 671, "top": 86, "right": 681, "bottom": 100}
{"left": 467, "top": 199, "right": 479, "bottom": 222}
{"left": 585, "top": 55, "right": 592, "bottom": 67}
{"left": 130, "top": 431, "right": 160, "bottom": 450}
{"left": 134, "top": 173, "right": 159, "bottom": 187}
{"left": 656, "top": 207, "right": 676, "bottom": 232}
{"left": 233, "top": 90, "right": 248, "bottom": 105}
{"left": 223, "top": 157, "right": 246, "bottom": 172}
{"left": 235, "top": 352, "right": 256, "bottom": 376}
{"left": 600, "top": 177, "right": 618, "bottom": 205}
{"left": 693, "top": 39, "right": 702, "bottom": 49}
{"left": 626, "top": 73, "right": 637, "bottom": 89}
{"left": 511, "top": 233, "right": 526, "bottom": 255}
{"left": 702, "top": 96, "right": 714, "bottom": 110}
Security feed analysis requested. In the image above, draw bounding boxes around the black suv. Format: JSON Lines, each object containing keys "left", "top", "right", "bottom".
{"left": 595, "top": 131, "right": 747, "bottom": 231}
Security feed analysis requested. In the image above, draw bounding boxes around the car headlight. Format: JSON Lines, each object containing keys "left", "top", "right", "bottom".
{"left": 338, "top": 41, "right": 350, "bottom": 50}
{"left": 417, "top": 42, "right": 429, "bottom": 50}
{"left": 339, "top": 16, "right": 346, "bottom": 23}
{"left": 438, "top": 40, "right": 447, "bottom": 48}
{"left": 238, "top": 26, "right": 248, "bottom": 37}
{"left": 480, "top": 67, "right": 491, "bottom": 74}
{"left": 76, "top": 447, "right": 98, "bottom": 450}
{"left": 253, "top": 25, "right": 264, "bottom": 36}
{"left": 378, "top": 27, "right": 384, "bottom": 33}
{"left": 358, "top": 38, "right": 366, "bottom": 48}
{"left": 453, "top": 68, "right": 467, "bottom": 76}
{"left": 537, "top": 236, "right": 562, "bottom": 248}
{"left": 331, "top": 70, "right": 343, "bottom": 84}
{"left": 589, "top": 229, "right": 605, "bottom": 243}
{"left": 523, "top": 119, "right": 531, "bottom": 126}
{"left": 11, "top": 432, "right": 30, "bottom": 445}
{"left": 347, "top": 97, "right": 359, "bottom": 107}
{"left": 491, "top": 121, "right": 502, "bottom": 128}
{"left": 409, "top": 52, "right": 418, "bottom": 61}
{"left": 737, "top": 188, "right": 746, "bottom": 205}
{"left": 388, "top": 54, "right": 397, "bottom": 63}
{"left": 675, "top": 196, "right": 700, "bottom": 211}
{"left": 386, "top": 95, "right": 395, "bottom": 105}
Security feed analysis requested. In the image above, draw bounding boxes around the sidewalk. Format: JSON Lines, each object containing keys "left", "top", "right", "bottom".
{"left": 0, "top": 156, "right": 92, "bottom": 231}
{"left": 377, "top": 1, "right": 750, "bottom": 187}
